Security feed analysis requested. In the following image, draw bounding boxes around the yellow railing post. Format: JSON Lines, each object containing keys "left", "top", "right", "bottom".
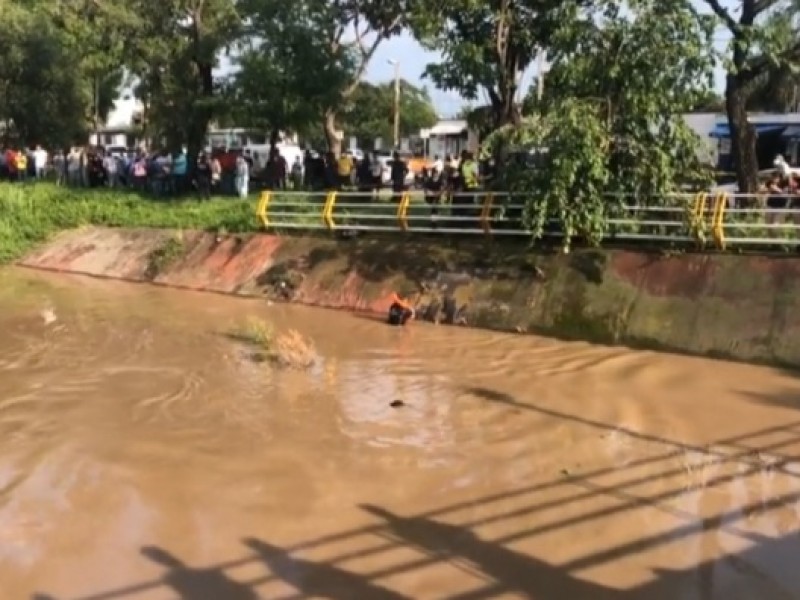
{"left": 480, "top": 193, "right": 494, "bottom": 234}
{"left": 690, "top": 191, "right": 709, "bottom": 245}
{"left": 322, "top": 191, "right": 337, "bottom": 230}
{"left": 256, "top": 191, "right": 272, "bottom": 228}
{"left": 397, "top": 191, "right": 411, "bottom": 230}
{"left": 712, "top": 192, "right": 728, "bottom": 251}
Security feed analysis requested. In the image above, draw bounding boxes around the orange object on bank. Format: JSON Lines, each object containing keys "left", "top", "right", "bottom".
{"left": 390, "top": 292, "right": 414, "bottom": 313}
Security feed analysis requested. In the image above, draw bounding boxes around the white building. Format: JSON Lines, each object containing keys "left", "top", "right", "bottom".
{"left": 682, "top": 112, "right": 718, "bottom": 165}
{"left": 88, "top": 87, "right": 144, "bottom": 149}
{"left": 420, "top": 119, "right": 480, "bottom": 158}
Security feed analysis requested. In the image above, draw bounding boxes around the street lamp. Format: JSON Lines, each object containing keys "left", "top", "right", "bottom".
{"left": 388, "top": 59, "right": 400, "bottom": 150}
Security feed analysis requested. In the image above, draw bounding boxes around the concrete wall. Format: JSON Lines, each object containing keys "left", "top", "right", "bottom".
{"left": 18, "top": 227, "right": 800, "bottom": 367}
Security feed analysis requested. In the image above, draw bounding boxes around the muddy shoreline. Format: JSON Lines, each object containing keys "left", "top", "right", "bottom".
{"left": 17, "top": 226, "right": 800, "bottom": 367}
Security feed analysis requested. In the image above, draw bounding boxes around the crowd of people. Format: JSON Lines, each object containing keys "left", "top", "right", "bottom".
{"left": 0, "top": 142, "right": 488, "bottom": 203}
{"left": 0, "top": 144, "right": 287, "bottom": 199}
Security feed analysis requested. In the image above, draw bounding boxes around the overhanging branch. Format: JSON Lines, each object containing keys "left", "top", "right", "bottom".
{"left": 702, "top": 0, "right": 738, "bottom": 33}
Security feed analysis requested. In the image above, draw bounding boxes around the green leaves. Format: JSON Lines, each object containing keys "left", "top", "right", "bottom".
{"left": 411, "top": 0, "right": 571, "bottom": 127}
{"left": 340, "top": 81, "right": 437, "bottom": 148}
{"left": 485, "top": 0, "right": 714, "bottom": 249}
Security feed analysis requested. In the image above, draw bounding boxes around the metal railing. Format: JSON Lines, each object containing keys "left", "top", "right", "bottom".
{"left": 254, "top": 190, "right": 800, "bottom": 250}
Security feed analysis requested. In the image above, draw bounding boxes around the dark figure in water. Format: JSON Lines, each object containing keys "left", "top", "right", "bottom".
{"left": 387, "top": 292, "right": 415, "bottom": 326}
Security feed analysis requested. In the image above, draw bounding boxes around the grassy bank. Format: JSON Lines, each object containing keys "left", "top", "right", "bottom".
{"left": 0, "top": 182, "right": 433, "bottom": 264}
{"left": 0, "top": 183, "right": 262, "bottom": 263}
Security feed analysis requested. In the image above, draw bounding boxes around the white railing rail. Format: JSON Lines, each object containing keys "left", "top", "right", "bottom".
{"left": 254, "top": 190, "right": 800, "bottom": 249}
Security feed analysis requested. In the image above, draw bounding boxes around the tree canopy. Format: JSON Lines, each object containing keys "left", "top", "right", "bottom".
{"left": 2, "top": 0, "right": 799, "bottom": 206}
{"left": 702, "top": 0, "right": 800, "bottom": 191}
{"left": 339, "top": 81, "right": 438, "bottom": 149}
{"left": 483, "top": 0, "right": 716, "bottom": 249}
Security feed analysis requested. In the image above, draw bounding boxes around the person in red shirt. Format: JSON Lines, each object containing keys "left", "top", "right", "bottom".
{"left": 5, "top": 148, "right": 17, "bottom": 180}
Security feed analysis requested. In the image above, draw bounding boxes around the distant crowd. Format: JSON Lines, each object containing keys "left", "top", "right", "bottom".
{"left": 0, "top": 144, "right": 489, "bottom": 209}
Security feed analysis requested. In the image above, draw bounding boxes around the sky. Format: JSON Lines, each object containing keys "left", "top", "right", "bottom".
{"left": 364, "top": 31, "right": 534, "bottom": 118}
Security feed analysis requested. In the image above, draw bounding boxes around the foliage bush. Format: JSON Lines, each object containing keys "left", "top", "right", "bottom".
{"left": 230, "top": 316, "right": 275, "bottom": 346}
{"left": 228, "top": 317, "right": 316, "bottom": 369}
{"left": 481, "top": 0, "right": 716, "bottom": 251}
{"left": 271, "top": 329, "right": 317, "bottom": 369}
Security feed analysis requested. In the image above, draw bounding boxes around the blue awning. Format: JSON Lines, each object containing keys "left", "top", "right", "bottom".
{"left": 709, "top": 123, "right": 786, "bottom": 138}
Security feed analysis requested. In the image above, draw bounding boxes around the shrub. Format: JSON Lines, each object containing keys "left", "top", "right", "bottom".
{"left": 229, "top": 316, "right": 275, "bottom": 347}
{"left": 228, "top": 318, "right": 316, "bottom": 369}
{"left": 272, "top": 329, "right": 317, "bottom": 369}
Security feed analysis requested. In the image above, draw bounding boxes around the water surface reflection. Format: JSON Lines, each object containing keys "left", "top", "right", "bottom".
{"left": 1, "top": 268, "right": 800, "bottom": 599}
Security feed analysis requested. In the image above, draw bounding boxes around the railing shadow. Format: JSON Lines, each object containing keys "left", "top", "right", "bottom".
{"left": 359, "top": 504, "right": 621, "bottom": 599}
{"left": 243, "top": 538, "right": 410, "bottom": 600}
{"left": 32, "top": 387, "right": 800, "bottom": 600}
{"left": 139, "top": 546, "right": 258, "bottom": 600}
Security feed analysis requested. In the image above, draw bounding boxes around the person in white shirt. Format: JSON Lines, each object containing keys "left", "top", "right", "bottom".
{"left": 103, "top": 152, "right": 119, "bottom": 188}
{"left": 235, "top": 153, "right": 250, "bottom": 198}
{"left": 432, "top": 154, "right": 444, "bottom": 176}
{"left": 33, "top": 145, "right": 48, "bottom": 180}
{"left": 67, "top": 148, "right": 81, "bottom": 186}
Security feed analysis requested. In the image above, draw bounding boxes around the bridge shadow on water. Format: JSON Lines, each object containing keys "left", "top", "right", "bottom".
{"left": 33, "top": 386, "right": 800, "bottom": 600}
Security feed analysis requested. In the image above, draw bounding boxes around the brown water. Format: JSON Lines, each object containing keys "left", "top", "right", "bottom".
{"left": 2, "top": 268, "right": 800, "bottom": 599}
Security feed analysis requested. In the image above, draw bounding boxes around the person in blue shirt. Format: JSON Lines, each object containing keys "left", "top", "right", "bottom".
{"left": 172, "top": 150, "right": 187, "bottom": 195}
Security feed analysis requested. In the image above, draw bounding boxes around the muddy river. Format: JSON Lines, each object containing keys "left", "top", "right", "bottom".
{"left": 2, "top": 268, "right": 800, "bottom": 599}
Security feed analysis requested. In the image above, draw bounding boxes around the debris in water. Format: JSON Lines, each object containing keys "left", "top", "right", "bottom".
{"left": 41, "top": 308, "right": 57, "bottom": 325}
{"left": 390, "top": 400, "right": 404, "bottom": 408}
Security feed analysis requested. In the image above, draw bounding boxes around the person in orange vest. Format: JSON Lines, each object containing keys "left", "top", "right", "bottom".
{"left": 387, "top": 291, "right": 415, "bottom": 326}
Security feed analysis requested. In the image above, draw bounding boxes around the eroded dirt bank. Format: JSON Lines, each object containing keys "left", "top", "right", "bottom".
{"left": 18, "top": 226, "right": 800, "bottom": 366}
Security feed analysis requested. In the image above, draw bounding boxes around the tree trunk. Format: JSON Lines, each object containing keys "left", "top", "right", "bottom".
{"left": 324, "top": 109, "right": 341, "bottom": 157}
{"left": 269, "top": 128, "right": 279, "bottom": 153}
{"left": 725, "top": 75, "right": 759, "bottom": 193}
{"left": 185, "top": 62, "right": 215, "bottom": 176}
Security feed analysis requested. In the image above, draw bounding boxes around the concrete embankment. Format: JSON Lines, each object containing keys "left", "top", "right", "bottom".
{"left": 18, "top": 226, "right": 800, "bottom": 366}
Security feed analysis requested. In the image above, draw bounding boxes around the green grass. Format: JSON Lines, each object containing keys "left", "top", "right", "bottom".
{"left": 228, "top": 316, "right": 275, "bottom": 348}
{"left": 0, "top": 182, "right": 437, "bottom": 264}
{"left": 226, "top": 317, "right": 316, "bottom": 369}
{"left": 0, "top": 182, "right": 263, "bottom": 263}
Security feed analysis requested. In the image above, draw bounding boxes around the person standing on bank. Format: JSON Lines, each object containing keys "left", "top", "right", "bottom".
{"left": 235, "top": 152, "right": 250, "bottom": 199}
{"left": 455, "top": 150, "right": 479, "bottom": 228}
{"left": 389, "top": 151, "right": 408, "bottom": 204}
{"left": 196, "top": 152, "right": 212, "bottom": 200}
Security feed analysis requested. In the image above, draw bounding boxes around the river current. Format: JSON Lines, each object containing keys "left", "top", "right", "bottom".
{"left": 2, "top": 267, "right": 800, "bottom": 599}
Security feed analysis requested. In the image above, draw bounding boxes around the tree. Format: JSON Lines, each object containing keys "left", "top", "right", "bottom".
{"left": 47, "top": 0, "right": 139, "bottom": 139}
{"left": 484, "top": 0, "right": 715, "bottom": 248}
{"left": 410, "top": 0, "right": 573, "bottom": 128}
{"left": 702, "top": 0, "right": 800, "bottom": 192}
{"left": 235, "top": 0, "right": 354, "bottom": 149}
{"left": 746, "top": 14, "right": 800, "bottom": 112}
{"left": 689, "top": 91, "right": 726, "bottom": 112}
{"left": 125, "top": 0, "right": 240, "bottom": 159}
{"left": 240, "top": 0, "right": 406, "bottom": 155}
{"left": 339, "top": 80, "right": 438, "bottom": 149}
{"left": 540, "top": 0, "right": 716, "bottom": 196}
{"left": 0, "top": 1, "right": 99, "bottom": 148}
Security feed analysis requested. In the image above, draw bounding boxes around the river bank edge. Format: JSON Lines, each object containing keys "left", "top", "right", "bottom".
{"left": 16, "top": 226, "right": 800, "bottom": 368}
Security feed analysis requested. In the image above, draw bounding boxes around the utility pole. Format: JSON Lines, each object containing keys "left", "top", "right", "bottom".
{"left": 389, "top": 59, "right": 400, "bottom": 149}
